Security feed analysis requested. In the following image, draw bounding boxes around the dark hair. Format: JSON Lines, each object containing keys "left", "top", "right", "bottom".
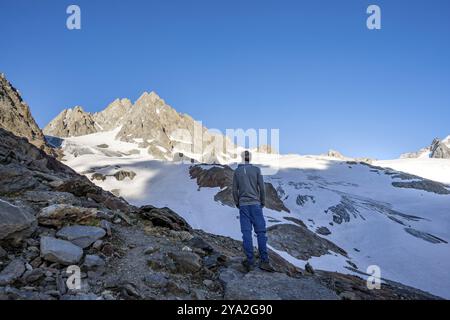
{"left": 242, "top": 150, "right": 251, "bottom": 163}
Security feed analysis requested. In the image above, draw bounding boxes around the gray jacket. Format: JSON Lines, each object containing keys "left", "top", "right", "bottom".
{"left": 232, "top": 164, "right": 266, "bottom": 207}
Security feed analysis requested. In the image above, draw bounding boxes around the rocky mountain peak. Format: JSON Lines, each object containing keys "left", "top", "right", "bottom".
{"left": 137, "top": 91, "right": 164, "bottom": 105}
{"left": 0, "top": 73, "right": 54, "bottom": 155}
{"left": 93, "top": 98, "right": 132, "bottom": 131}
{"left": 43, "top": 105, "right": 98, "bottom": 138}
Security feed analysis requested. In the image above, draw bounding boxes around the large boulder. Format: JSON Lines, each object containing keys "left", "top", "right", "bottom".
{"left": 56, "top": 225, "right": 106, "bottom": 248}
{"left": 40, "top": 236, "right": 84, "bottom": 265}
{"left": 37, "top": 204, "right": 98, "bottom": 228}
{"left": 0, "top": 199, "right": 37, "bottom": 245}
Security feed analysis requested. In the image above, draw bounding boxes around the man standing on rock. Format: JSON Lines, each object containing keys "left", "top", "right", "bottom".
{"left": 232, "top": 150, "right": 275, "bottom": 272}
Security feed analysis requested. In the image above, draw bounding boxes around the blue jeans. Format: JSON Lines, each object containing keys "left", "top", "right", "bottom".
{"left": 239, "top": 204, "right": 269, "bottom": 264}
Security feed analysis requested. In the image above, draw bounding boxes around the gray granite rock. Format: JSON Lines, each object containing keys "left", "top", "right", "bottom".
{"left": 56, "top": 225, "right": 106, "bottom": 249}
{"left": 40, "top": 236, "right": 83, "bottom": 265}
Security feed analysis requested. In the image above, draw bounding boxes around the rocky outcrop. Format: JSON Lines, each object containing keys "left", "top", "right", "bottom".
{"left": 43, "top": 106, "right": 98, "bottom": 138}
{"left": 190, "top": 164, "right": 290, "bottom": 212}
{"left": 0, "top": 74, "right": 54, "bottom": 155}
{"left": 400, "top": 136, "right": 450, "bottom": 159}
{"left": 327, "top": 149, "right": 345, "bottom": 159}
{"left": 139, "top": 205, "right": 191, "bottom": 231}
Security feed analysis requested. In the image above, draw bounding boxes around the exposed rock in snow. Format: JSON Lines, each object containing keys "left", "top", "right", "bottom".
{"left": 113, "top": 170, "right": 136, "bottom": 181}
{"left": 404, "top": 228, "right": 448, "bottom": 244}
{"left": 190, "top": 164, "right": 290, "bottom": 212}
{"left": 267, "top": 223, "right": 347, "bottom": 260}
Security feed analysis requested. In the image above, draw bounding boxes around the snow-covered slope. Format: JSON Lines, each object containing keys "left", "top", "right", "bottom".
{"left": 57, "top": 130, "right": 450, "bottom": 299}
{"left": 375, "top": 158, "right": 450, "bottom": 184}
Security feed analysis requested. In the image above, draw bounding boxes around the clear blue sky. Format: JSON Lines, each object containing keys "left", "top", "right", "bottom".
{"left": 1, "top": 0, "right": 449, "bottom": 159}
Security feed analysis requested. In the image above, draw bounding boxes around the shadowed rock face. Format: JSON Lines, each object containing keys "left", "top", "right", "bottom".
{"left": 189, "top": 164, "right": 290, "bottom": 212}
{"left": 0, "top": 74, "right": 54, "bottom": 155}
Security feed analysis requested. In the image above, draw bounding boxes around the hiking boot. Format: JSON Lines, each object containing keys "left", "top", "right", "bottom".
{"left": 259, "top": 261, "right": 275, "bottom": 272}
{"left": 241, "top": 260, "right": 255, "bottom": 272}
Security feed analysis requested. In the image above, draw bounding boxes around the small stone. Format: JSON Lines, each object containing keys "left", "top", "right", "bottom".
{"left": 92, "top": 240, "right": 103, "bottom": 250}
{"left": 83, "top": 255, "right": 105, "bottom": 269}
{"left": 143, "top": 246, "right": 158, "bottom": 255}
{"left": 0, "top": 246, "right": 6, "bottom": 258}
{"left": 21, "top": 268, "right": 45, "bottom": 284}
{"left": 30, "top": 257, "right": 42, "bottom": 268}
{"left": 101, "top": 243, "right": 114, "bottom": 256}
{"left": 100, "top": 220, "right": 112, "bottom": 236}
{"left": 182, "top": 246, "right": 192, "bottom": 252}
{"left": 305, "top": 262, "right": 315, "bottom": 274}
{"left": 316, "top": 226, "right": 331, "bottom": 236}
{"left": 168, "top": 251, "right": 202, "bottom": 274}
{"left": 113, "top": 218, "right": 122, "bottom": 224}
{"left": 143, "top": 273, "right": 169, "bottom": 288}
{"left": 340, "top": 291, "right": 358, "bottom": 300}
{"left": 203, "top": 279, "right": 214, "bottom": 288}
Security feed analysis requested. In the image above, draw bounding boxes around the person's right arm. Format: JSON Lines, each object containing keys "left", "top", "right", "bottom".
{"left": 257, "top": 168, "right": 266, "bottom": 207}
{"left": 232, "top": 171, "right": 239, "bottom": 208}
